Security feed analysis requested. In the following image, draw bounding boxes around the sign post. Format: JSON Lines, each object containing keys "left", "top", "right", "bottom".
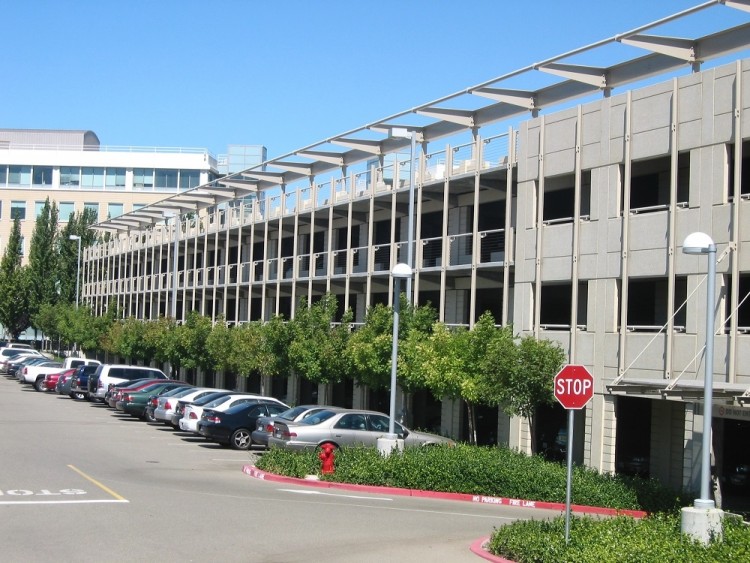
{"left": 553, "top": 364, "right": 594, "bottom": 544}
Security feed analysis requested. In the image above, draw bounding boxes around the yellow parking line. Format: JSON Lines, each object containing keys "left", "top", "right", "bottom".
{"left": 67, "top": 465, "right": 127, "bottom": 501}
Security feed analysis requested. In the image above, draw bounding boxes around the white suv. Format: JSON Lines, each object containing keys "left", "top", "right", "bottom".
{"left": 88, "top": 364, "right": 168, "bottom": 402}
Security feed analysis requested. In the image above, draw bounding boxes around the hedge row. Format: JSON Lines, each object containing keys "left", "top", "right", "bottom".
{"left": 488, "top": 513, "right": 750, "bottom": 562}
{"left": 255, "top": 444, "right": 686, "bottom": 513}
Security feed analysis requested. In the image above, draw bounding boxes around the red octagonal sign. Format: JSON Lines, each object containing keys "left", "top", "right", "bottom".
{"left": 554, "top": 365, "right": 594, "bottom": 410}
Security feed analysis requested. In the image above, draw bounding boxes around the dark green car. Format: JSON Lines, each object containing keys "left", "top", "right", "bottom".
{"left": 115, "top": 382, "right": 189, "bottom": 419}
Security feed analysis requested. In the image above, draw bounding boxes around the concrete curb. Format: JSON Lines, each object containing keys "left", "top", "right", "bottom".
{"left": 241, "top": 464, "right": 648, "bottom": 519}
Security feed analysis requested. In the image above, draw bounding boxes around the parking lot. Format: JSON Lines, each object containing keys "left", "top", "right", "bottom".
{"left": 0, "top": 373, "right": 560, "bottom": 562}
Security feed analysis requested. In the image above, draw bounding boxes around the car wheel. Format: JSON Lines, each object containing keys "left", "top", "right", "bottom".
{"left": 35, "top": 377, "right": 46, "bottom": 392}
{"left": 145, "top": 410, "right": 156, "bottom": 423}
{"left": 71, "top": 392, "right": 86, "bottom": 400}
{"left": 230, "top": 428, "right": 252, "bottom": 450}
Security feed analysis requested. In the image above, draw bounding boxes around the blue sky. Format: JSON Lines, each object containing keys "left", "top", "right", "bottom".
{"left": 2, "top": 1, "right": 747, "bottom": 159}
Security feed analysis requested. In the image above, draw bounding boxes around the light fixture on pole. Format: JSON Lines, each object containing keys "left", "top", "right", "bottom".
{"left": 377, "top": 262, "right": 413, "bottom": 456}
{"left": 391, "top": 128, "right": 417, "bottom": 302}
{"left": 681, "top": 231, "right": 723, "bottom": 544}
{"left": 68, "top": 235, "right": 81, "bottom": 308}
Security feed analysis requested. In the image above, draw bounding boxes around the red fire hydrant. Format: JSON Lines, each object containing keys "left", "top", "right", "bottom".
{"left": 319, "top": 444, "right": 335, "bottom": 475}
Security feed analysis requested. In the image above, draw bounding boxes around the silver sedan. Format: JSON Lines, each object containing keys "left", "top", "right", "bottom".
{"left": 251, "top": 405, "right": 344, "bottom": 448}
{"left": 267, "top": 409, "right": 454, "bottom": 451}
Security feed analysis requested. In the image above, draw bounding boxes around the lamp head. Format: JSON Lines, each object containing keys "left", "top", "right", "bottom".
{"left": 69, "top": 235, "right": 81, "bottom": 241}
{"left": 391, "top": 262, "right": 413, "bottom": 279}
{"left": 682, "top": 232, "right": 715, "bottom": 255}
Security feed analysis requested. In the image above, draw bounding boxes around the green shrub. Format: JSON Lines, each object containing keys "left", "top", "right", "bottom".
{"left": 488, "top": 513, "right": 750, "bottom": 562}
{"left": 255, "top": 444, "right": 684, "bottom": 512}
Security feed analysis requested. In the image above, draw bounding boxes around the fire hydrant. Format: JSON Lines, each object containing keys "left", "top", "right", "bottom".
{"left": 319, "top": 444, "right": 336, "bottom": 475}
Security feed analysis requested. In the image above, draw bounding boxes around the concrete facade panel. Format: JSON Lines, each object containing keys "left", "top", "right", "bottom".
{"left": 540, "top": 255, "right": 573, "bottom": 280}
{"left": 540, "top": 223, "right": 573, "bottom": 258}
{"left": 628, "top": 212, "right": 669, "bottom": 251}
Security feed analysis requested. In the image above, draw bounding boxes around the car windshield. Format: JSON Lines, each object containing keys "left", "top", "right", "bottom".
{"left": 193, "top": 392, "right": 230, "bottom": 406}
{"left": 161, "top": 386, "right": 193, "bottom": 396}
{"left": 299, "top": 410, "right": 338, "bottom": 426}
{"left": 277, "top": 406, "right": 311, "bottom": 420}
{"left": 203, "top": 395, "right": 233, "bottom": 408}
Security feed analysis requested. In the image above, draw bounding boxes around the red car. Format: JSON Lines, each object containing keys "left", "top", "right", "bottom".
{"left": 38, "top": 368, "right": 76, "bottom": 392}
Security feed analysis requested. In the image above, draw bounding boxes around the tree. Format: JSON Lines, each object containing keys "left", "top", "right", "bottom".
{"left": 347, "top": 297, "right": 437, "bottom": 391}
{"left": 288, "top": 294, "right": 353, "bottom": 398}
{"left": 27, "top": 198, "right": 60, "bottom": 324}
{"left": 413, "top": 313, "right": 516, "bottom": 444}
{"left": 206, "top": 318, "right": 233, "bottom": 374}
{"left": 176, "top": 312, "right": 214, "bottom": 373}
{"left": 57, "top": 208, "right": 93, "bottom": 305}
{"left": 493, "top": 334, "right": 566, "bottom": 453}
{"left": 0, "top": 216, "right": 31, "bottom": 339}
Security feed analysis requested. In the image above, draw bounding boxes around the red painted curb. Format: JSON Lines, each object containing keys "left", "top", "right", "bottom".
{"left": 241, "top": 465, "right": 648, "bottom": 518}
{"left": 469, "top": 536, "right": 513, "bottom": 563}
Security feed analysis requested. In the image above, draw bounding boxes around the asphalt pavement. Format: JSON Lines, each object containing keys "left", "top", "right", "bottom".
{"left": 0, "top": 375, "right": 560, "bottom": 562}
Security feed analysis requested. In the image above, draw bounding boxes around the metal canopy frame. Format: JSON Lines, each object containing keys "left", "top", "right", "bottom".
{"left": 607, "top": 378, "right": 750, "bottom": 405}
{"left": 94, "top": 1, "right": 750, "bottom": 236}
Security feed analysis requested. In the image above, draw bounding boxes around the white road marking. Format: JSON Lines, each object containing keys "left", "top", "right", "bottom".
{"left": 0, "top": 499, "right": 129, "bottom": 505}
{"left": 278, "top": 488, "right": 393, "bottom": 501}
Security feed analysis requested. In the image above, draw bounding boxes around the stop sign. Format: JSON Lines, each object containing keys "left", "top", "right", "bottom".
{"left": 554, "top": 365, "right": 594, "bottom": 410}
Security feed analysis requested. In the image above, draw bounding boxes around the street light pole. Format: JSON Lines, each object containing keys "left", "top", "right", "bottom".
{"left": 69, "top": 235, "right": 81, "bottom": 308}
{"left": 681, "top": 231, "right": 723, "bottom": 544}
{"left": 378, "top": 263, "right": 412, "bottom": 455}
{"left": 392, "top": 128, "right": 417, "bottom": 302}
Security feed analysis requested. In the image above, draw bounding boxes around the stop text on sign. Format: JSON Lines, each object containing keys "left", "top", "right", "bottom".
{"left": 555, "top": 378, "right": 592, "bottom": 396}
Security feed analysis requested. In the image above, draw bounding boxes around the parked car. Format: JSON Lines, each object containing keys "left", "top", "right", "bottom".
{"left": 0, "top": 348, "right": 42, "bottom": 373}
{"left": 267, "top": 409, "right": 455, "bottom": 451}
{"left": 69, "top": 364, "right": 100, "bottom": 400}
{"left": 88, "top": 364, "right": 168, "bottom": 403}
{"left": 198, "top": 399, "right": 289, "bottom": 450}
{"left": 38, "top": 368, "right": 76, "bottom": 392}
{"left": 727, "top": 464, "right": 750, "bottom": 491}
{"left": 29, "top": 357, "right": 100, "bottom": 384}
{"left": 19, "top": 360, "right": 63, "bottom": 384}
{"left": 251, "top": 405, "right": 344, "bottom": 449}
{"left": 107, "top": 378, "right": 177, "bottom": 408}
{"left": 115, "top": 381, "right": 192, "bottom": 419}
{"left": 144, "top": 385, "right": 194, "bottom": 423}
{"left": 8, "top": 356, "right": 49, "bottom": 379}
{"left": 179, "top": 393, "right": 261, "bottom": 433}
{"left": 153, "top": 387, "right": 224, "bottom": 427}
{"left": 171, "top": 390, "right": 238, "bottom": 428}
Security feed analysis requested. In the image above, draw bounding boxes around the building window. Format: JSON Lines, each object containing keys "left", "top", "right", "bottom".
{"left": 724, "top": 274, "right": 750, "bottom": 332}
{"left": 60, "top": 167, "right": 80, "bottom": 186}
{"left": 0, "top": 166, "right": 6, "bottom": 185}
{"left": 543, "top": 174, "right": 575, "bottom": 224}
{"left": 133, "top": 169, "right": 154, "bottom": 190}
{"left": 105, "top": 168, "right": 126, "bottom": 189}
{"left": 35, "top": 201, "right": 46, "bottom": 218}
{"left": 133, "top": 203, "right": 146, "bottom": 211}
{"left": 155, "top": 169, "right": 178, "bottom": 190}
{"left": 81, "top": 167, "right": 105, "bottom": 189}
{"left": 32, "top": 166, "right": 53, "bottom": 186}
{"left": 59, "top": 202, "right": 75, "bottom": 221}
{"left": 626, "top": 277, "right": 685, "bottom": 331}
{"left": 10, "top": 201, "right": 26, "bottom": 220}
{"left": 8, "top": 166, "right": 31, "bottom": 186}
{"left": 728, "top": 140, "right": 750, "bottom": 201}
{"left": 179, "top": 170, "right": 201, "bottom": 190}
{"left": 107, "top": 203, "right": 124, "bottom": 219}
{"left": 84, "top": 202, "right": 99, "bottom": 220}
{"left": 540, "top": 283, "right": 572, "bottom": 328}
{"left": 629, "top": 153, "right": 689, "bottom": 213}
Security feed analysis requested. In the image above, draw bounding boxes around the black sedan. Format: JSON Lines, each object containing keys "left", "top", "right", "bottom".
{"left": 198, "top": 399, "right": 288, "bottom": 450}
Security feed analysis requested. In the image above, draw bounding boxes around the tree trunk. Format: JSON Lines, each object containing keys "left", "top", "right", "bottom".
{"left": 466, "top": 401, "right": 477, "bottom": 445}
